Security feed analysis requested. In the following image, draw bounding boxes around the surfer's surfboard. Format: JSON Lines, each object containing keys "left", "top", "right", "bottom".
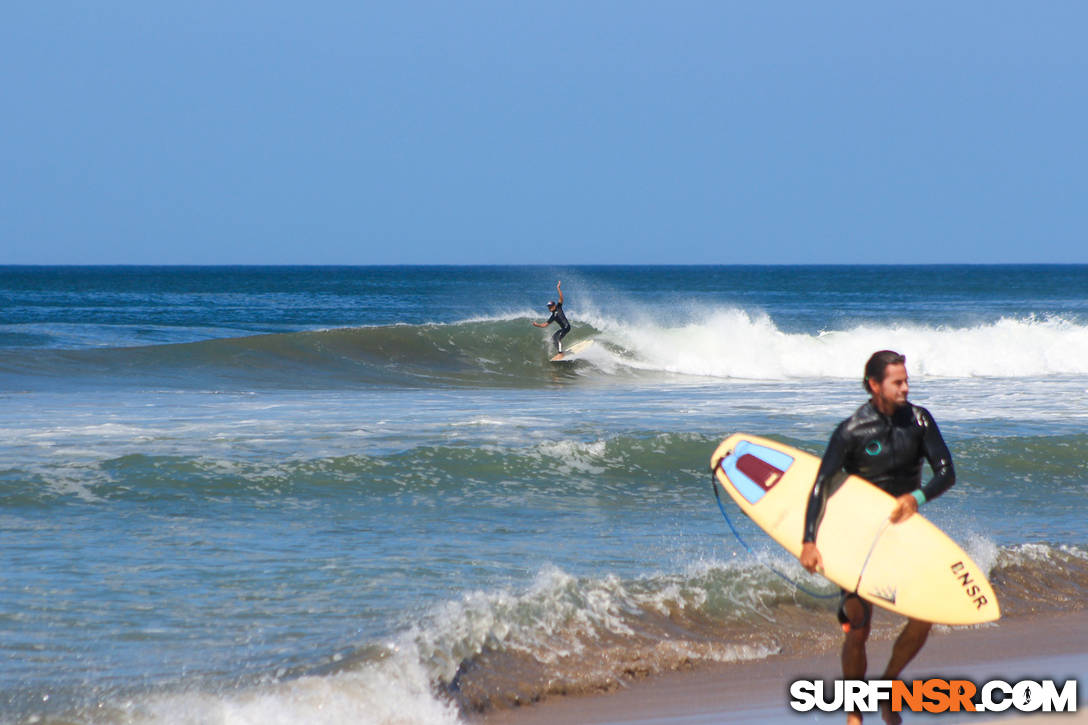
{"left": 550, "top": 338, "right": 594, "bottom": 362}
{"left": 710, "top": 432, "right": 1000, "bottom": 625}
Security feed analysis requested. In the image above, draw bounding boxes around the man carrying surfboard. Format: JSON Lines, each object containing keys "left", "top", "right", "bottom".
{"left": 531, "top": 280, "right": 571, "bottom": 353}
{"left": 801, "top": 350, "right": 955, "bottom": 725}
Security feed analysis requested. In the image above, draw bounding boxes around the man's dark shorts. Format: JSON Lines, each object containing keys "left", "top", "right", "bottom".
{"left": 838, "top": 590, "right": 872, "bottom": 630}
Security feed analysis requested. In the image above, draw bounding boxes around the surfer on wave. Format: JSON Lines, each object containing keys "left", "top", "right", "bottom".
{"left": 531, "top": 280, "right": 571, "bottom": 353}
{"left": 801, "top": 350, "right": 956, "bottom": 725}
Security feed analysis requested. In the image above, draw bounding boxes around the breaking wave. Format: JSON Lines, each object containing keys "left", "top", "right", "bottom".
{"left": 3, "top": 311, "right": 1088, "bottom": 390}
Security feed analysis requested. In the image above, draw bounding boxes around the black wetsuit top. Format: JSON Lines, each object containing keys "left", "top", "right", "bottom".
{"left": 546, "top": 302, "right": 571, "bottom": 332}
{"left": 802, "top": 400, "right": 955, "bottom": 544}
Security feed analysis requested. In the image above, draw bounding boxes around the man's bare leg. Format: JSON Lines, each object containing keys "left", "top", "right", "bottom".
{"left": 879, "top": 618, "right": 933, "bottom": 725}
{"left": 841, "top": 596, "right": 871, "bottom": 725}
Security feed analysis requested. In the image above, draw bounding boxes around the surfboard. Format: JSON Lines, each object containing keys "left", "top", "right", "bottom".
{"left": 710, "top": 432, "right": 1000, "bottom": 625}
{"left": 549, "top": 338, "right": 595, "bottom": 362}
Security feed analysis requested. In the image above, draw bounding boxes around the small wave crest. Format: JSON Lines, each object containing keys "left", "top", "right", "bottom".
{"left": 392, "top": 543, "right": 1088, "bottom": 717}
{"left": 0, "top": 430, "right": 719, "bottom": 506}
{"left": 34, "top": 542, "right": 1088, "bottom": 724}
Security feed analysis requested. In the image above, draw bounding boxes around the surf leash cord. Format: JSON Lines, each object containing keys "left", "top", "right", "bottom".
{"left": 710, "top": 469, "right": 838, "bottom": 599}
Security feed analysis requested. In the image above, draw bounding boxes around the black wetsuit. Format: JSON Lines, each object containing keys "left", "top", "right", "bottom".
{"left": 546, "top": 302, "right": 571, "bottom": 349}
{"left": 803, "top": 400, "right": 955, "bottom": 625}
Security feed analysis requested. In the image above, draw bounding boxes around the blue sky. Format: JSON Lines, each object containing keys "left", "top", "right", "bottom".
{"left": 2, "top": 2, "right": 1086, "bottom": 264}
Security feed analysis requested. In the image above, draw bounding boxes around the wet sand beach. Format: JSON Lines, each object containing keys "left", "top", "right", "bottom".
{"left": 481, "top": 609, "right": 1088, "bottom": 725}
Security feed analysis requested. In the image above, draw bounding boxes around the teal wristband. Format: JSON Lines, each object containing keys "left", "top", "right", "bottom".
{"left": 911, "top": 489, "right": 927, "bottom": 507}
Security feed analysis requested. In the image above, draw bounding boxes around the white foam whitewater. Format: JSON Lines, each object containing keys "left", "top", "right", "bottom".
{"left": 575, "top": 309, "right": 1088, "bottom": 380}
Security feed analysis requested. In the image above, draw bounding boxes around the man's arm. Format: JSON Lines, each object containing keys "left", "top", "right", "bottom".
{"left": 556, "top": 280, "right": 563, "bottom": 305}
{"left": 533, "top": 310, "right": 557, "bottom": 328}
{"left": 801, "top": 424, "right": 849, "bottom": 572}
{"left": 889, "top": 407, "right": 954, "bottom": 523}
{"left": 804, "top": 425, "right": 848, "bottom": 543}
{"left": 917, "top": 406, "right": 955, "bottom": 502}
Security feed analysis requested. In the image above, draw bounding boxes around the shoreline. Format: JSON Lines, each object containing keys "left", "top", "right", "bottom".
{"left": 478, "top": 609, "right": 1088, "bottom": 725}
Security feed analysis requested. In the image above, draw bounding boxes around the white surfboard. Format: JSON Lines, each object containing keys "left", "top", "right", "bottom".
{"left": 710, "top": 432, "right": 1000, "bottom": 625}
{"left": 549, "top": 338, "right": 595, "bottom": 362}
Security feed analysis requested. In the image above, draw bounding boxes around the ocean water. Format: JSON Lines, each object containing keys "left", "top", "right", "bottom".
{"left": 1, "top": 265, "right": 1087, "bottom": 724}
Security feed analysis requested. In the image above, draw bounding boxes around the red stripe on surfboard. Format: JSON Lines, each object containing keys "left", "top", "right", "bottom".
{"left": 736, "top": 454, "right": 784, "bottom": 492}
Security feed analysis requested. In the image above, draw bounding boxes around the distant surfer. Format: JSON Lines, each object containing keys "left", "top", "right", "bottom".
{"left": 801, "top": 350, "right": 955, "bottom": 725}
{"left": 531, "top": 280, "right": 571, "bottom": 353}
